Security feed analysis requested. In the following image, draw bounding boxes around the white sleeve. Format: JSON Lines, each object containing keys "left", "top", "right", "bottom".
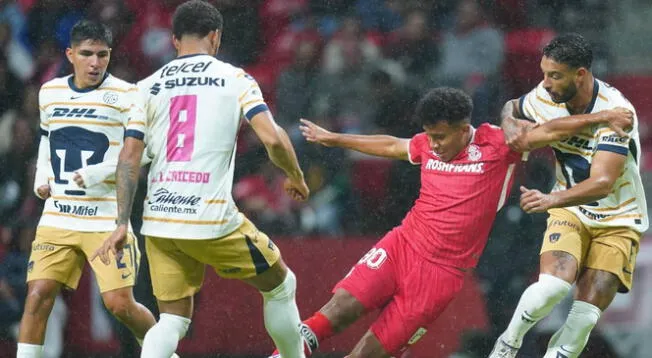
{"left": 236, "top": 72, "right": 269, "bottom": 121}
{"left": 34, "top": 91, "right": 51, "bottom": 199}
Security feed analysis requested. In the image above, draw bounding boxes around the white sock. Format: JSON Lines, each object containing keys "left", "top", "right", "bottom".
{"left": 140, "top": 313, "right": 191, "bottom": 358}
{"left": 501, "top": 274, "right": 572, "bottom": 348}
{"left": 261, "top": 269, "right": 304, "bottom": 358}
{"left": 543, "top": 300, "right": 601, "bottom": 358}
{"left": 17, "top": 343, "right": 43, "bottom": 358}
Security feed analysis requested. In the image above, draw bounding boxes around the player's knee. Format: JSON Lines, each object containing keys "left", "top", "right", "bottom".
{"left": 262, "top": 268, "right": 296, "bottom": 301}
{"left": 322, "top": 289, "right": 365, "bottom": 332}
{"left": 103, "top": 296, "right": 133, "bottom": 320}
{"left": 576, "top": 270, "right": 620, "bottom": 310}
{"left": 537, "top": 273, "right": 572, "bottom": 302}
{"left": 157, "top": 313, "right": 191, "bottom": 340}
{"left": 24, "top": 284, "right": 58, "bottom": 314}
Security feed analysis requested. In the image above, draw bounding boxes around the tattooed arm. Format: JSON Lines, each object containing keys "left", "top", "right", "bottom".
{"left": 91, "top": 137, "right": 145, "bottom": 265}
{"left": 115, "top": 137, "right": 145, "bottom": 225}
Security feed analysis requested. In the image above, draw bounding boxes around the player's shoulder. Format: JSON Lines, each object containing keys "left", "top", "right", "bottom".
{"left": 527, "top": 81, "right": 565, "bottom": 109}
{"left": 410, "top": 132, "right": 429, "bottom": 146}
{"left": 101, "top": 74, "right": 137, "bottom": 92}
{"left": 475, "top": 123, "right": 503, "bottom": 138}
{"left": 39, "top": 76, "right": 70, "bottom": 93}
{"left": 473, "top": 123, "right": 509, "bottom": 148}
{"left": 595, "top": 78, "right": 635, "bottom": 111}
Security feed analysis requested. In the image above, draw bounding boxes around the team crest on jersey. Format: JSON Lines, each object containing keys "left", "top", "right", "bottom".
{"left": 103, "top": 92, "right": 119, "bottom": 105}
{"left": 467, "top": 144, "right": 482, "bottom": 161}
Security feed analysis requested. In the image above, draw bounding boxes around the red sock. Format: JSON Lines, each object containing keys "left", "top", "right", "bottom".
{"left": 304, "top": 311, "right": 334, "bottom": 342}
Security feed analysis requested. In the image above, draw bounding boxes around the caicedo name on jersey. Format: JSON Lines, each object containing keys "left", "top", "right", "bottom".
{"left": 150, "top": 61, "right": 224, "bottom": 94}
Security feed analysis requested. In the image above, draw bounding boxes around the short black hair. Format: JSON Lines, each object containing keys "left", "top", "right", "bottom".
{"left": 543, "top": 33, "right": 593, "bottom": 69}
{"left": 70, "top": 20, "right": 112, "bottom": 47}
{"left": 414, "top": 87, "right": 473, "bottom": 126}
{"left": 172, "top": 0, "right": 224, "bottom": 40}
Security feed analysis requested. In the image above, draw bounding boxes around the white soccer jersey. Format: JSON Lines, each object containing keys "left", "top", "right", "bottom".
{"left": 35, "top": 74, "right": 146, "bottom": 232}
{"left": 135, "top": 54, "right": 269, "bottom": 239}
{"left": 519, "top": 79, "right": 648, "bottom": 232}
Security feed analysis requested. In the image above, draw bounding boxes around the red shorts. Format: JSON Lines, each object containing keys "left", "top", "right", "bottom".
{"left": 333, "top": 227, "right": 464, "bottom": 356}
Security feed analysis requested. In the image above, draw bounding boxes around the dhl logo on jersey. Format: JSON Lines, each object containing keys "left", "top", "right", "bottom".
{"left": 560, "top": 136, "right": 594, "bottom": 151}
{"left": 51, "top": 107, "right": 110, "bottom": 120}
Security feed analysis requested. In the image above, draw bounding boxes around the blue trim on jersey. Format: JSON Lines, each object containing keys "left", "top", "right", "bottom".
{"left": 516, "top": 95, "right": 536, "bottom": 122}
{"left": 245, "top": 104, "right": 269, "bottom": 121}
{"left": 596, "top": 144, "right": 628, "bottom": 156}
{"left": 40, "top": 128, "right": 49, "bottom": 137}
{"left": 553, "top": 148, "right": 591, "bottom": 185}
{"left": 584, "top": 79, "right": 599, "bottom": 114}
{"left": 125, "top": 129, "right": 144, "bottom": 140}
{"left": 68, "top": 73, "right": 110, "bottom": 93}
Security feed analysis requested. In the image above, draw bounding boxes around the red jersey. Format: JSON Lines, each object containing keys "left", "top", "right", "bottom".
{"left": 403, "top": 123, "right": 521, "bottom": 268}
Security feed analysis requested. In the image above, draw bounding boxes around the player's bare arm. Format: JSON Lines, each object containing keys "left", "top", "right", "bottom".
{"left": 91, "top": 137, "right": 144, "bottom": 265}
{"left": 510, "top": 107, "right": 634, "bottom": 152}
{"left": 300, "top": 118, "right": 410, "bottom": 161}
{"left": 500, "top": 99, "right": 536, "bottom": 145}
{"left": 250, "top": 111, "right": 309, "bottom": 201}
{"left": 520, "top": 150, "right": 626, "bottom": 213}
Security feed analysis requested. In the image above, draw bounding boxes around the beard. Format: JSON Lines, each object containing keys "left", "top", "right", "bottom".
{"left": 548, "top": 83, "right": 577, "bottom": 103}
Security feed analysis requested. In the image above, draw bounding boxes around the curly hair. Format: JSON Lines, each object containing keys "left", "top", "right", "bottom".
{"left": 70, "top": 20, "right": 112, "bottom": 47}
{"left": 414, "top": 87, "right": 473, "bottom": 127}
{"left": 172, "top": 0, "right": 224, "bottom": 40}
{"left": 543, "top": 33, "right": 593, "bottom": 69}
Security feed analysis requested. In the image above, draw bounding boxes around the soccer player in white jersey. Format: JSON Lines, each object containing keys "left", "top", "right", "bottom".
{"left": 16, "top": 20, "right": 178, "bottom": 358}
{"left": 490, "top": 33, "right": 648, "bottom": 358}
{"left": 92, "top": 1, "right": 310, "bottom": 358}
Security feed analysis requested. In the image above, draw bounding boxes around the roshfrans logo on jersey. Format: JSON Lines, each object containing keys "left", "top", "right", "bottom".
{"left": 148, "top": 188, "right": 200, "bottom": 215}
{"left": 425, "top": 159, "right": 485, "bottom": 173}
{"left": 54, "top": 200, "right": 99, "bottom": 216}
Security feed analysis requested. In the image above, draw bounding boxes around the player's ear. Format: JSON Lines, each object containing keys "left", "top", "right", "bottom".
{"left": 211, "top": 30, "right": 222, "bottom": 54}
{"left": 65, "top": 47, "right": 74, "bottom": 64}
{"left": 576, "top": 67, "right": 588, "bottom": 80}
{"left": 172, "top": 34, "right": 180, "bottom": 51}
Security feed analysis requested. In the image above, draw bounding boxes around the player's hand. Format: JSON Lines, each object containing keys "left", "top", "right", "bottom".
{"left": 299, "top": 119, "right": 336, "bottom": 147}
{"left": 503, "top": 116, "right": 535, "bottom": 148}
{"left": 91, "top": 225, "right": 129, "bottom": 265}
{"left": 284, "top": 176, "right": 310, "bottom": 202}
{"left": 72, "top": 172, "right": 86, "bottom": 188}
{"left": 602, "top": 107, "right": 633, "bottom": 137}
{"left": 36, "top": 184, "right": 51, "bottom": 199}
{"left": 520, "top": 186, "right": 559, "bottom": 213}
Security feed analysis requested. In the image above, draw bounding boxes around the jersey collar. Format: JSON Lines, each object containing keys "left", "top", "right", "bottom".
{"left": 584, "top": 78, "right": 600, "bottom": 114}
{"left": 68, "top": 72, "right": 109, "bottom": 93}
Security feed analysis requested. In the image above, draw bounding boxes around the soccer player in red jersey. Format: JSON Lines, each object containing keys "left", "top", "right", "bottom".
{"left": 269, "top": 87, "right": 632, "bottom": 358}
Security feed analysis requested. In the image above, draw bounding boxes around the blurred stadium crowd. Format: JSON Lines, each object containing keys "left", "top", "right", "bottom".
{"left": 0, "top": 0, "right": 651, "bottom": 356}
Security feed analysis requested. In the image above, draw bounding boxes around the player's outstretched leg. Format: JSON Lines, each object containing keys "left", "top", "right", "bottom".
{"left": 17, "top": 280, "right": 62, "bottom": 358}
{"left": 489, "top": 252, "right": 575, "bottom": 358}
{"left": 141, "top": 297, "right": 192, "bottom": 358}
{"left": 244, "top": 259, "right": 304, "bottom": 358}
{"left": 543, "top": 268, "right": 617, "bottom": 358}
{"left": 101, "top": 287, "right": 158, "bottom": 344}
{"left": 347, "top": 330, "right": 391, "bottom": 358}
{"left": 269, "top": 288, "right": 366, "bottom": 357}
